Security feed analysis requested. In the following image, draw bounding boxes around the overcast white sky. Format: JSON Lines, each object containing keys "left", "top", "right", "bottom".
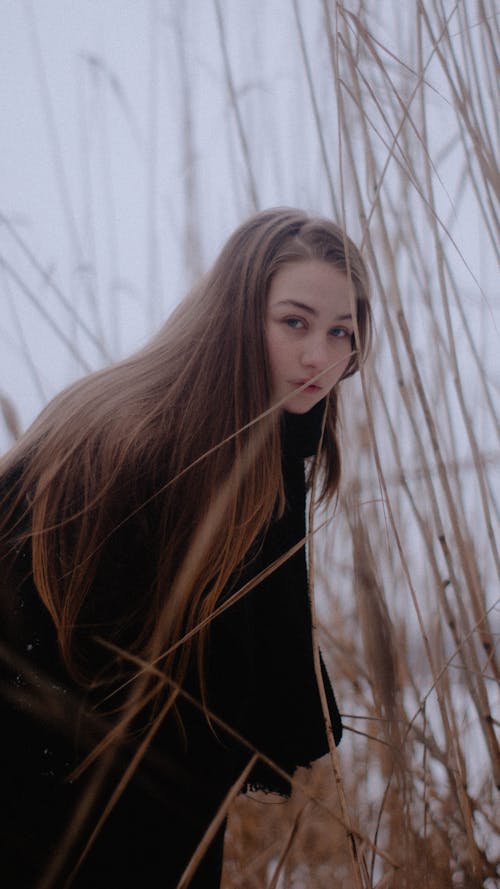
{"left": 1, "top": 0, "right": 498, "bottom": 449}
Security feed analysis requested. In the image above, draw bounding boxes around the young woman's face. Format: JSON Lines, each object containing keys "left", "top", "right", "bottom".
{"left": 265, "top": 260, "right": 355, "bottom": 413}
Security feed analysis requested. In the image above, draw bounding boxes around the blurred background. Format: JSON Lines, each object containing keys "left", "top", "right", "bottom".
{"left": 1, "top": 1, "right": 498, "bottom": 886}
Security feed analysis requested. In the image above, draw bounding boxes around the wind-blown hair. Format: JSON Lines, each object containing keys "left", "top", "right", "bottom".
{"left": 0, "top": 207, "right": 371, "bottom": 705}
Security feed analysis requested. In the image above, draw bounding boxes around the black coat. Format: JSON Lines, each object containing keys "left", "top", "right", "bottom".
{"left": 0, "top": 402, "right": 342, "bottom": 888}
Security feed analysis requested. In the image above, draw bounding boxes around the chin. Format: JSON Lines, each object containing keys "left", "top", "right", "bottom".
{"left": 283, "top": 395, "right": 323, "bottom": 414}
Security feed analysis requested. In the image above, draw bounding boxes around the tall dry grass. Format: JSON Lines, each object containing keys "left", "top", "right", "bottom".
{"left": 221, "top": 3, "right": 499, "bottom": 887}
{"left": 1, "top": 1, "right": 498, "bottom": 887}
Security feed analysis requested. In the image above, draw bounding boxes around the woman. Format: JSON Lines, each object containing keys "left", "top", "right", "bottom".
{"left": 0, "top": 208, "right": 371, "bottom": 888}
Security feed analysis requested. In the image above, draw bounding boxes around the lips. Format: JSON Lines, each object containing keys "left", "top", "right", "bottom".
{"left": 292, "top": 380, "right": 322, "bottom": 392}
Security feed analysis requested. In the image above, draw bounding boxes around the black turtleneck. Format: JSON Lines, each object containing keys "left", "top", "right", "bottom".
{"left": 281, "top": 395, "right": 327, "bottom": 458}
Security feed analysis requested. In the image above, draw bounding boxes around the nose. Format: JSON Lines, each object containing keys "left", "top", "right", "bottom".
{"left": 301, "top": 335, "right": 329, "bottom": 371}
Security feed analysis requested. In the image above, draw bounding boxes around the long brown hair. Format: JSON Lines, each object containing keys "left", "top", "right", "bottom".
{"left": 0, "top": 207, "right": 371, "bottom": 703}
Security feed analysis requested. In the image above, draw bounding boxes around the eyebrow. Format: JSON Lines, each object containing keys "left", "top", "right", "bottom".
{"left": 274, "top": 299, "right": 353, "bottom": 321}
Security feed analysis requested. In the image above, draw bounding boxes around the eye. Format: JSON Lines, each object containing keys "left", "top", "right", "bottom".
{"left": 285, "top": 317, "right": 305, "bottom": 330}
{"left": 329, "top": 326, "right": 350, "bottom": 338}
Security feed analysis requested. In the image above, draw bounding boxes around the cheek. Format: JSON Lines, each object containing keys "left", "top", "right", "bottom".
{"left": 334, "top": 343, "right": 354, "bottom": 380}
{"left": 265, "top": 327, "right": 284, "bottom": 375}
{"left": 325, "top": 342, "right": 352, "bottom": 385}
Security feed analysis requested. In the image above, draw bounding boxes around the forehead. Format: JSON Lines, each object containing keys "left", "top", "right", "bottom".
{"left": 267, "top": 259, "right": 355, "bottom": 313}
